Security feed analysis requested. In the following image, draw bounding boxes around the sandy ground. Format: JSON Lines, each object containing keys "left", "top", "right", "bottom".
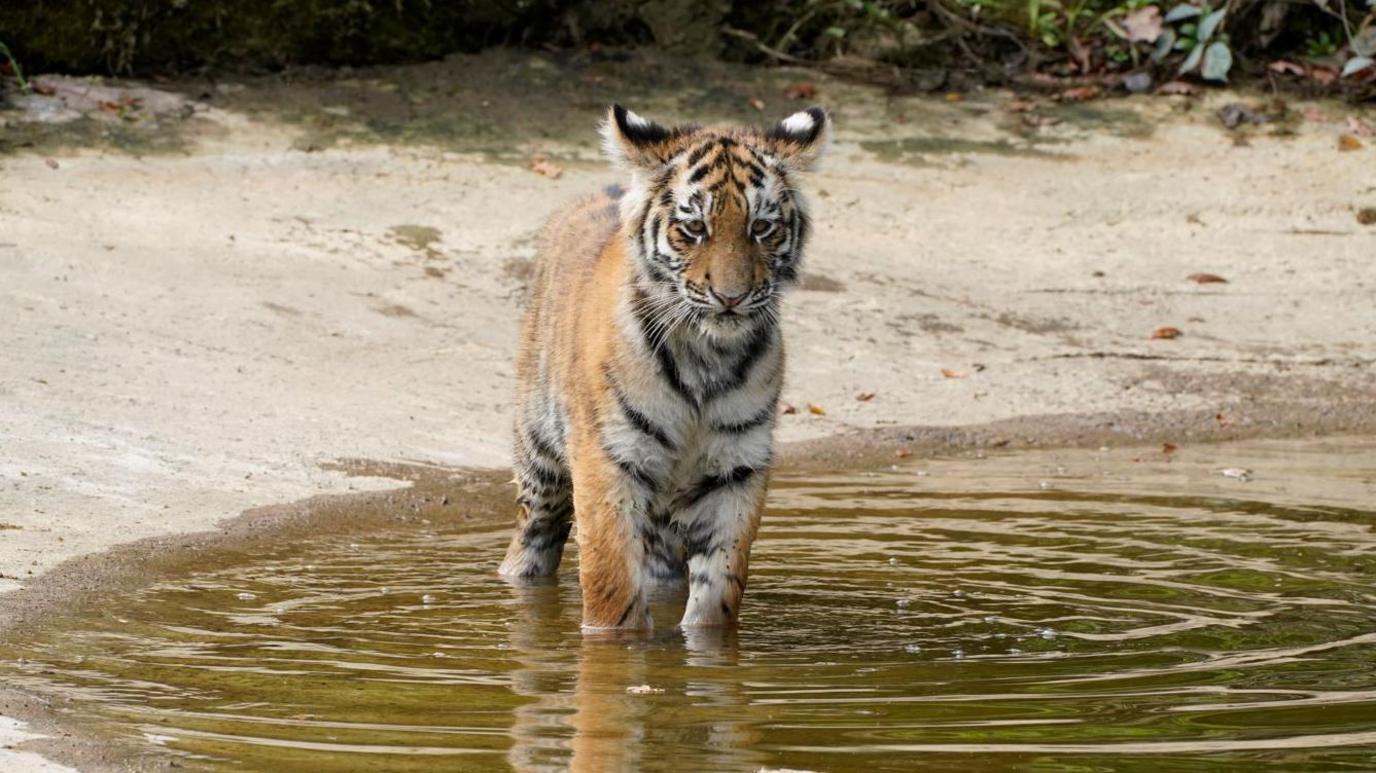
{"left": 2, "top": 52, "right": 1375, "bottom": 769}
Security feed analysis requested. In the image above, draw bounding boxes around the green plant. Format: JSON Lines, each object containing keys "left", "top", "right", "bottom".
{"left": 1157, "top": 3, "right": 1232, "bottom": 81}
{"left": 0, "top": 39, "right": 29, "bottom": 93}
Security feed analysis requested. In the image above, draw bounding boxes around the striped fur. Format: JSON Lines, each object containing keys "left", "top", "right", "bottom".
{"left": 499, "top": 104, "right": 830, "bottom": 631}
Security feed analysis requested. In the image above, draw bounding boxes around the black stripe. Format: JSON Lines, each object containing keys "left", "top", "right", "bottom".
{"left": 526, "top": 461, "right": 567, "bottom": 489}
{"left": 604, "top": 443, "right": 657, "bottom": 492}
{"left": 616, "top": 601, "right": 636, "bottom": 627}
{"left": 524, "top": 427, "right": 562, "bottom": 463}
{"left": 606, "top": 370, "right": 676, "bottom": 450}
{"left": 688, "top": 164, "right": 712, "bottom": 183}
{"left": 702, "top": 326, "right": 773, "bottom": 403}
{"left": 711, "top": 404, "right": 775, "bottom": 434}
{"left": 686, "top": 142, "right": 713, "bottom": 167}
{"left": 632, "top": 294, "right": 699, "bottom": 409}
{"left": 682, "top": 464, "right": 760, "bottom": 511}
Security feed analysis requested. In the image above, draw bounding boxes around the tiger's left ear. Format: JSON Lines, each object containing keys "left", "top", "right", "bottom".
{"left": 767, "top": 106, "right": 831, "bottom": 171}
{"left": 601, "top": 104, "right": 694, "bottom": 171}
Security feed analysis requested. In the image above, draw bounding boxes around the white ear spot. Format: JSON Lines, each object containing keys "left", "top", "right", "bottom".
{"left": 780, "top": 110, "right": 815, "bottom": 135}
{"left": 624, "top": 109, "right": 651, "bottom": 129}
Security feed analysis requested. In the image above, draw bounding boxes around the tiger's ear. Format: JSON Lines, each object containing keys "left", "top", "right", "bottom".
{"left": 601, "top": 104, "right": 691, "bottom": 171}
{"left": 767, "top": 106, "right": 831, "bottom": 171}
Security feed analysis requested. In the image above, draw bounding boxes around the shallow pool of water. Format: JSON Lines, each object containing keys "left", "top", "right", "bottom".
{"left": 4, "top": 439, "right": 1376, "bottom": 771}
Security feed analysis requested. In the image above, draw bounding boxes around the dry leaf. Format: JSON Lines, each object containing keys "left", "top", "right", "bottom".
{"left": 1267, "top": 60, "right": 1305, "bottom": 76}
{"left": 1151, "top": 326, "right": 1182, "bottom": 340}
{"left": 1122, "top": 7, "right": 1163, "bottom": 44}
{"left": 941, "top": 368, "right": 966, "bottom": 379}
{"left": 44, "top": 158, "right": 59, "bottom": 170}
{"left": 1022, "top": 113, "right": 1061, "bottom": 128}
{"left": 1357, "top": 208, "right": 1376, "bottom": 226}
{"left": 895, "top": 448, "right": 913, "bottom": 458}
{"left": 856, "top": 391, "right": 877, "bottom": 402}
{"left": 527, "top": 157, "right": 564, "bottom": 179}
{"left": 1006, "top": 98, "right": 1037, "bottom": 113}
{"left": 1187, "top": 272, "right": 1228, "bottom": 284}
{"left": 1310, "top": 67, "right": 1339, "bottom": 86}
{"left": 780, "top": 403, "right": 797, "bottom": 415}
{"left": 1338, "top": 134, "right": 1364, "bottom": 152}
{"left": 784, "top": 82, "right": 817, "bottom": 100}
{"left": 1346, "top": 116, "right": 1375, "bottom": 137}
{"left": 1056, "top": 86, "right": 1102, "bottom": 102}
{"left": 748, "top": 97, "right": 765, "bottom": 111}
{"left": 806, "top": 402, "right": 826, "bottom": 416}
{"left": 1156, "top": 80, "right": 1200, "bottom": 96}
{"left": 944, "top": 92, "right": 964, "bottom": 103}
{"left": 1162, "top": 442, "right": 1179, "bottom": 455}
{"left": 1215, "top": 412, "right": 1233, "bottom": 427}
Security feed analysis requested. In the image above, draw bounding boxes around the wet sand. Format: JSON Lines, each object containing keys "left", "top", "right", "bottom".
{"left": 3, "top": 50, "right": 1376, "bottom": 768}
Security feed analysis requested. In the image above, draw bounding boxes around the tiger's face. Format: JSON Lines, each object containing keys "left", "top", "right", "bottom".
{"left": 603, "top": 104, "right": 830, "bottom": 341}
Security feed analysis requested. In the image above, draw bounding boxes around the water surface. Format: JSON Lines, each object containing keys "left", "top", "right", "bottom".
{"left": 4, "top": 439, "right": 1376, "bottom": 771}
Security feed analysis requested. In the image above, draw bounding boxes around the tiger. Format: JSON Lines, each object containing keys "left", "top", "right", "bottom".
{"left": 498, "top": 103, "right": 830, "bottom": 631}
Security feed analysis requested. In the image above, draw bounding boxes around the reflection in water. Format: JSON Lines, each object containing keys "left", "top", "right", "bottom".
{"left": 1, "top": 438, "right": 1375, "bottom": 771}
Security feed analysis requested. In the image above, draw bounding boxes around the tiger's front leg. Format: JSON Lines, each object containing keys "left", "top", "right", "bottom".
{"left": 676, "top": 463, "right": 769, "bottom": 627}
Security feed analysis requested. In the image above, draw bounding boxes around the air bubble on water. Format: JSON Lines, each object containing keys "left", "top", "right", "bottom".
{"left": 236, "top": 592, "right": 256, "bottom": 601}
{"left": 983, "top": 615, "right": 996, "bottom": 623}
{"left": 1038, "top": 627, "right": 1058, "bottom": 640}
{"left": 1009, "top": 647, "right": 1024, "bottom": 655}
{"left": 1038, "top": 481, "right": 1051, "bottom": 490}
{"left": 431, "top": 651, "right": 446, "bottom": 658}
{"left": 904, "top": 644, "right": 922, "bottom": 654}
{"left": 952, "top": 648, "right": 965, "bottom": 659}
{"left": 1054, "top": 466, "right": 1068, "bottom": 476}
{"left": 895, "top": 598, "right": 911, "bottom": 608}
{"left": 422, "top": 594, "right": 437, "bottom": 604}
{"left": 915, "top": 470, "right": 929, "bottom": 477}
{"left": 994, "top": 633, "right": 1006, "bottom": 639}
{"left": 951, "top": 590, "right": 965, "bottom": 598}
{"left": 888, "top": 557, "right": 898, "bottom": 566}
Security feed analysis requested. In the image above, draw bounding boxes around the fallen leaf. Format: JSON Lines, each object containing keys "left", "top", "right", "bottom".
{"left": 1338, "top": 134, "right": 1364, "bottom": 152}
{"left": 1006, "top": 98, "right": 1037, "bottom": 112}
{"left": 941, "top": 368, "right": 966, "bottom": 379}
{"left": 748, "top": 97, "right": 765, "bottom": 111}
{"left": 1156, "top": 80, "right": 1200, "bottom": 96}
{"left": 1122, "top": 7, "right": 1163, "bottom": 44}
{"left": 1056, "top": 85, "right": 1102, "bottom": 102}
{"left": 784, "top": 82, "right": 817, "bottom": 100}
{"left": 780, "top": 403, "right": 797, "bottom": 415}
{"left": 527, "top": 157, "right": 564, "bottom": 179}
{"left": 44, "top": 158, "right": 59, "bottom": 169}
{"left": 1187, "top": 272, "right": 1227, "bottom": 284}
{"left": 1267, "top": 60, "right": 1305, "bottom": 76}
{"left": 944, "top": 92, "right": 964, "bottom": 103}
{"left": 807, "top": 402, "right": 826, "bottom": 416}
{"left": 1151, "top": 326, "right": 1182, "bottom": 340}
{"left": 1346, "top": 116, "right": 1375, "bottom": 137}
{"left": 1215, "top": 412, "right": 1233, "bottom": 427}
{"left": 895, "top": 448, "right": 913, "bottom": 458}
{"left": 1162, "top": 442, "right": 1179, "bottom": 455}
{"left": 1357, "top": 208, "right": 1376, "bottom": 226}
{"left": 856, "top": 391, "right": 877, "bottom": 402}
{"left": 1310, "top": 67, "right": 1339, "bottom": 86}
{"left": 1021, "top": 113, "right": 1061, "bottom": 128}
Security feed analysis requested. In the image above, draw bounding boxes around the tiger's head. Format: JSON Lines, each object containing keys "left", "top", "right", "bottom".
{"left": 602, "top": 104, "right": 830, "bottom": 341}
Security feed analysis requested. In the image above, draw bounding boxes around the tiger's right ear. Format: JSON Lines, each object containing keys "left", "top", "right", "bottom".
{"left": 600, "top": 104, "right": 691, "bottom": 171}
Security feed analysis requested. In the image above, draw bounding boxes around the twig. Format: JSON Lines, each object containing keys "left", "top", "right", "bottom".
{"left": 721, "top": 26, "right": 809, "bottom": 64}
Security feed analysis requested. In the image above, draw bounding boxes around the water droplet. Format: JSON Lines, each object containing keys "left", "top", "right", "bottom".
{"left": 952, "top": 648, "right": 965, "bottom": 659}
{"left": 904, "top": 643, "right": 922, "bottom": 654}
{"left": 431, "top": 651, "right": 446, "bottom": 658}
{"left": 951, "top": 590, "right": 965, "bottom": 598}
{"left": 422, "top": 594, "right": 437, "bottom": 604}
{"left": 888, "top": 557, "right": 898, "bottom": 566}
{"left": 895, "top": 598, "right": 911, "bottom": 608}
{"left": 1038, "top": 627, "right": 1057, "bottom": 640}
{"left": 983, "top": 615, "right": 996, "bottom": 624}
{"left": 1038, "top": 481, "right": 1051, "bottom": 490}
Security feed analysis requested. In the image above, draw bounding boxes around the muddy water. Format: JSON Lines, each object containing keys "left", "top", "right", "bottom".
{"left": 3, "top": 440, "right": 1376, "bottom": 772}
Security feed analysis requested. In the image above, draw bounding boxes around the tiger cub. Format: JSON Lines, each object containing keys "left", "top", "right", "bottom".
{"left": 500, "top": 103, "right": 830, "bottom": 631}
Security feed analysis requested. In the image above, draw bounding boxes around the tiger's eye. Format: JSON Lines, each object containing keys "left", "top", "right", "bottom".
{"left": 751, "top": 219, "right": 774, "bottom": 237}
{"left": 681, "top": 220, "right": 706, "bottom": 237}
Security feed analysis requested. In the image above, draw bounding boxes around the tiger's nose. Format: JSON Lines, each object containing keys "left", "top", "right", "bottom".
{"left": 710, "top": 288, "right": 749, "bottom": 308}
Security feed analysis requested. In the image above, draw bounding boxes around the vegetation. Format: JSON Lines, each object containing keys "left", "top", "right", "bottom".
{"left": 0, "top": 0, "right": 1373, "bottom": 92}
